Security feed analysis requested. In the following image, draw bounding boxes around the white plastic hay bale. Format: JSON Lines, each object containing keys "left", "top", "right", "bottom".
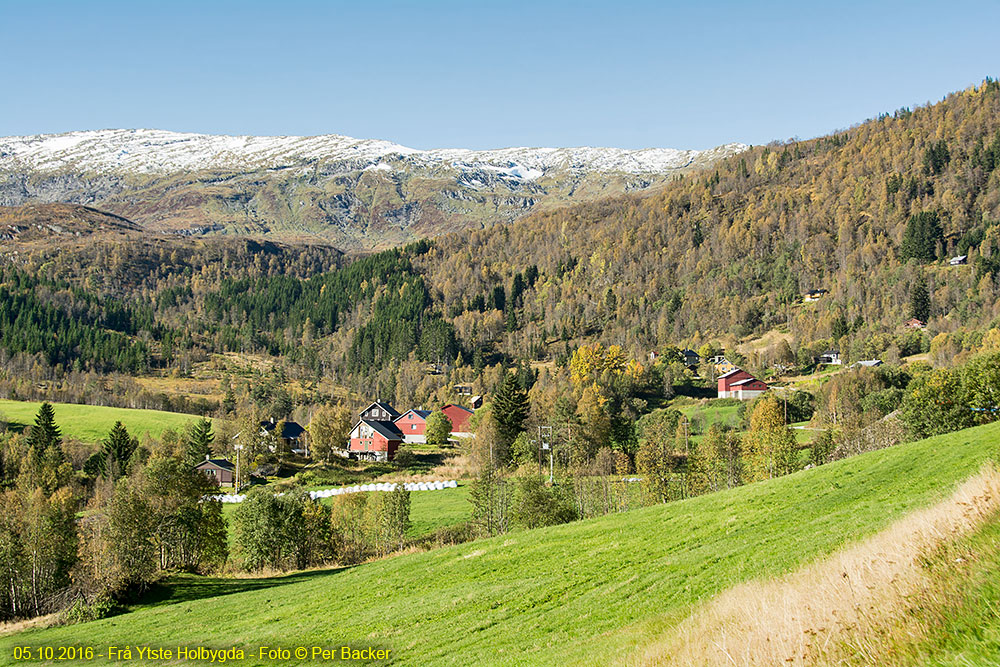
{"left": 447, "top": 480, "right": 458, "bottom": 488}
{"left": 433, "top": 481, "right": 444, "bottom": 490}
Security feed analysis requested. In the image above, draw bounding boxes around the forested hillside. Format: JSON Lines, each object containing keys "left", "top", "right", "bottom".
{"left": 415, "top": 78, "right": 1000, "bottom": 363}
{"left": 4, "top": 81, "right": 1000, "bottom": 415}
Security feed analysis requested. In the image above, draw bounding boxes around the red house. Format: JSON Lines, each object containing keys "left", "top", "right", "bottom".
{"left": 394, "top": 409, "right": 431, "bottom": 443}
{"left": 441, "top": 404, "right": 474, "bottom": 437}
{"left": 717, "top": 369, "right": 752, "bottom": 398}
{"left": 348, "top": 419, "right": 403, "bottom": 462}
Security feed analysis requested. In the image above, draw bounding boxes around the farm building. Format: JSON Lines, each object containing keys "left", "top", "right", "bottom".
{"left": 717, "top": 369, "right": 753, "bottom": 398}
{"left": 394, "top": 409, "right": 431, "bottom": 444}
{"left": 194, "top": 457, "right": 235, "bottom": 486}
{"left": 905, "top": 318, "right": 926, "bottom": 329}
{"left": 348, "top": 419, "right": 403, "bottom": 462}
{"left": 730, "top": 377, "right": 769, "bottom": 400}
{"left": 441, "top": 404, "right": 475, "bottom": 438}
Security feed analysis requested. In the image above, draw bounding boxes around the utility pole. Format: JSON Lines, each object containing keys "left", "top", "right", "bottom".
{"left": 540, "top": 425, "right": 553, "bottom": 484}
{"left": 232, "top": 432, "right": 243, "bottom": 493}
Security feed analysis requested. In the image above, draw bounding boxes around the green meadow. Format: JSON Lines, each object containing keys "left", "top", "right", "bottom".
{"left": 0, "top": 399, "right": 204, "bottom": 445}
{"left": 5, "top": 422, "right": 998, "bottom": 665}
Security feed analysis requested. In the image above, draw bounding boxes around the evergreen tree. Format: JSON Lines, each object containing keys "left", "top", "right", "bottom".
{"left": 492, "top": 372, "right": 529, "bottom": 454}
{"left": 26, "top": 402, "right": 61, "bottom": 454}
{"left": 186, "top": 418, "right": 215, "bottom": 466}
{"left": 100, "top": 422, "right": 138, "bottom": 485}
{"left": 900, "top": 211, "right": 943, "bottom": 262}
{"left": 909, "top": 276, "right": 931, "bottom": 322}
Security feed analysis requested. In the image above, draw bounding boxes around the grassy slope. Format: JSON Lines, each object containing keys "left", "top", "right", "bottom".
{"left": 6, "top": 423, "right": 999, "bottom": 666}
{"left": 0, "top": 399, "right": 203, "bottom": 444}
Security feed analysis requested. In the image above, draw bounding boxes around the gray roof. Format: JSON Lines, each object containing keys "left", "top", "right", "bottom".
{"left": 195, "top": 458, "right": 235, "bottom": 471}
{"left": 260, "top": 420, "right": 305, "bottom": 439}
{"left": 397, "top": 409, "right": 431, "bottom": 420}
{"left": 731, "top": 378, "right": 764, "bottom": 387}
{"left": 362, "top": 419, "right": 403, "bottom": 440}
{"left": 363, "top": 401, "right": 400, "bottom": 419}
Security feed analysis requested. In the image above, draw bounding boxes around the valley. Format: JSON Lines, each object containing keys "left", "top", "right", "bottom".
{"left": 3, "top": 77, "right": 1000, "bottom": 666}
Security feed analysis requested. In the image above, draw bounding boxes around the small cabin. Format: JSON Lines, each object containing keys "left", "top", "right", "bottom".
{"left": 949, "top": 255, "right": 968, "bottom": 266}
{"left": 194, "top": 457, "right": 235, "bottom": 486}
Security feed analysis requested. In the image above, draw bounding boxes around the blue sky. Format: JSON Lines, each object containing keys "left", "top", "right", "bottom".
{"left": 3, "top": 0, "right": 999, "bottom": 150}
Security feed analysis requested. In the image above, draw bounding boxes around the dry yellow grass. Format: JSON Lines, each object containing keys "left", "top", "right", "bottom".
{"left": 633, "top": 464, "right": 1000, "bottom": 667}
{"left": 0, "top": 612, "right": 59, "bottom": 637}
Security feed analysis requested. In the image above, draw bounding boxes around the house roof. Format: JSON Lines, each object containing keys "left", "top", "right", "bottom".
{"left": 682, "top": 349, "right": 699, "bottom": 356}
{"left": 821, "top": 349, "right": 840, "bottom": 356}
{"left": 718, "top": 369, "right": 748, "bottom": 379}
{"left": 854, "top": 359, "right": 883, "bottom": 368}
{"left": 396, "top": 409, "right": 431, "bottom": 421}
{"left": 441, "top": 404, "right": 474, "bottom": 415}
{"left": 360, "top": 419, "right": 403, "bottom": 440}
{"left": 950, "top": 255, "right": 968, "bottom": 262}
{"left": 260, "top": 420, "right": 305, "bottom": 439}
{"left": 362, "top": 401, "right": 400, "bottom": 419}
{"left": 194, "top": 458, "right": 235, "bottom": 471}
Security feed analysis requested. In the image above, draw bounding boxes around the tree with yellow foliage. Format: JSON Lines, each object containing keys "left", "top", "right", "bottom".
{"left": 742, "top": 395, "right": 798, "bottom": 481}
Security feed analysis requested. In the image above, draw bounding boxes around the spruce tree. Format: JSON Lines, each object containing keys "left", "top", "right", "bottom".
{"left": 101, "top": 421, "right": 138, "bottom": 484}
{"left": 492, "top": 372, "right": 529, "bottom": 455}
{"left": 26, "top": 402, "right": 61, "bottom": 453}
{"left": 909, "top": 276, "right": 931, "bottom": 322}
{"left": 186, "top": 418, "right": 215, "bottom": 466}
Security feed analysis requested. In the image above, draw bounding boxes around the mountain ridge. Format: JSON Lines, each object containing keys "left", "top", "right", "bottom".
{"left": 0, "top": 129, "right": 747, "bottom": 249}
{"left": 0, "top": 128, "right": 747, "bottom": 176}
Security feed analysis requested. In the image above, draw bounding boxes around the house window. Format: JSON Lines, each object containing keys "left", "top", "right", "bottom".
{"left": 411, "top": 424, "right": 416, "bottom": 430}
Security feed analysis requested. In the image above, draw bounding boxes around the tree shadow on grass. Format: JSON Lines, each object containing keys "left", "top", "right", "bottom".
{"left": 136, "top": 567, "right": 350, "bottom": 609}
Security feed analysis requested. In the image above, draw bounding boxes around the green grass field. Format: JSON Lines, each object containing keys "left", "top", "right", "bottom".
{"left": 0, "top": 399, "right": 205, "bottom": 444}
{"left": 6, "top": 423, "right": 998, "bottom": 666}
{"left": 220, "top": 484, "right": 471, "bottom": 543}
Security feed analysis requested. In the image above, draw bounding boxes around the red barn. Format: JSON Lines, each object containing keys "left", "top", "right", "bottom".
{"left": 441, "top": 404, "right": 474, "bottom": 437}
{"left": 394, "top": 409, "right": 431, "bottom": 443}
{"left": 731, "top": 377, "right": 769, "bottom": 400}
{"left": 717, "top": 369, "right": 752, "bottom": 398}
{"left": 348, "top": 419, "right": 403, "bottom": 461}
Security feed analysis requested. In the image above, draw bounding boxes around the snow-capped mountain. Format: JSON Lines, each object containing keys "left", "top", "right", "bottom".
{"left": 0, "top": 129, "right": 747, "bottom": 249}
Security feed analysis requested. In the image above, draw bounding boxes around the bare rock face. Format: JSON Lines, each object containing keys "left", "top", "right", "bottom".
{"left": 0, "top": 129, "right": 747, "bottom": 249}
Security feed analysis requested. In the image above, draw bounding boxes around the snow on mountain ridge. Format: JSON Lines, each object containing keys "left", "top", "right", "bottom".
{"left": 0, "top": 129, "right": 747, "bottom": 178}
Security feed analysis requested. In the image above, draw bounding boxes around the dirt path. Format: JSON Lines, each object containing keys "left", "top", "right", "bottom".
{"left": 630, "top": 464, "right": 1000, "bottom": 666}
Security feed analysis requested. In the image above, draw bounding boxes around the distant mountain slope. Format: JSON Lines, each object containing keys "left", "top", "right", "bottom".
{"left": 0, "top": 203, "right": 140, "bottom": 243}
{"left": 0, "top": 129, "right": 747, "bottom": 249}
